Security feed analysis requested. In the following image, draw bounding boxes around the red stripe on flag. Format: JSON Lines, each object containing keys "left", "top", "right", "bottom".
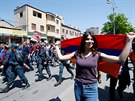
{"left": 61, "top": 37, "right": 81, "bottom": 48}
{"left": 95, "top": 35, "right": 126, "bottom": 50}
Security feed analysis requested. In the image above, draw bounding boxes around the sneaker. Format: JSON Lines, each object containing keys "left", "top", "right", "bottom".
{"left": 47, "top": 76, "right": 52, "bottom": 81}
{"left": 35, "top": 77, "right": 42, "bottom": 82}
{"left": 70, "top": 75, "right": 74, "bottom": 80}
{"left": 30, "top": 68, "right": 34, "bottom": 71}
{"left": 2, "top": 78, "right": 8, "bottom": 83}
{"left": 26, "top": 68, "right": 31, "bottom": 72}
{"left": 22, "top": 83, "right": 30, "bottom": 90}
{"left": 0, "top": 86, "right": 10, "bottom": 93}
{"left": 54, "top": 81, "right": 62, "bottom": 87}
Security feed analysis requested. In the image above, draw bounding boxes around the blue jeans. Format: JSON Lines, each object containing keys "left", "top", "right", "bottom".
{"left": 74, "top": 80, "right": 98, "bottom": 101}
{"left": 58, "top": 61, "right": 74, "bottom": 81}
{"left": 45, "top": 61, "right": 51, "bottom": 77}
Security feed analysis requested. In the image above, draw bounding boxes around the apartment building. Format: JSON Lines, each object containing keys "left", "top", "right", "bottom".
{"left": 46, "top": 12, "right": 62, "bottom": 43}
{"left": 61, "top": 24, "right": 81, "bottom": 40}
{"left": 14, "top": 4, "right": 62, "bottom": 43}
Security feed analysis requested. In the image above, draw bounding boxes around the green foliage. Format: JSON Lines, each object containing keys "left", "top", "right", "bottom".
{"left": 101, "top": 13, "right": 135, "bottom": 34}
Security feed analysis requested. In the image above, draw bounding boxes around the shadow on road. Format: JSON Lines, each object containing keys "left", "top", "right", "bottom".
{"left": 12, "top": 80, "right": 23, "bottom": 88}
{"left": 52, "top": 74, "right": 72, "bottom": 82}
{"left": 49, "top": 97, "right": 61, "bottom": 101}
{"left": 98, "top": 86, "right": 135, "bottom": 101}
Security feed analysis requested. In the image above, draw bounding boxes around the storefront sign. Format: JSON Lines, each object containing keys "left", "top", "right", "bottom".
{"left": 32, "top": 31, "right": 42, "bottom": 41}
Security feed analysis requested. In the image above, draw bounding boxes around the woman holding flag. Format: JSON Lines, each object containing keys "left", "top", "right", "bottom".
{"left": 54, "top": 32, "right": 135, "bottom": 101}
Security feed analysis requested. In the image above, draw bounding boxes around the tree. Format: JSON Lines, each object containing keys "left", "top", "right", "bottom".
{"left": 101, "top": 13, "right": 135, "bottom": 34}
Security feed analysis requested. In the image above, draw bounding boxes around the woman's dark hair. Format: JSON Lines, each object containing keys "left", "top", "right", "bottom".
{"left": 77, "top": 32, "right": 98, "bottom": 57}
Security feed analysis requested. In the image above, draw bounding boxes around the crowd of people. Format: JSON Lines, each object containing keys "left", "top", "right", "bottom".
{"left": 0, "top": 32, "right": 135, "bottom": 101}
{"left": 0, "top": 40, "right": 75, "bottom": 93}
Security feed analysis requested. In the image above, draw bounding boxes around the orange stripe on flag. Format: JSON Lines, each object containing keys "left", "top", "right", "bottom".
{"left": 98, "top": 61, "right": 121, "bottom": 78}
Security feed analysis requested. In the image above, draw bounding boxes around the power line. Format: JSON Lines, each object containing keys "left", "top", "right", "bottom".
{"left": 106, "top": 0, "right": 116, "bottom": 34}
{"left": 112, "top": 0, "right": 121, "bottom": 13}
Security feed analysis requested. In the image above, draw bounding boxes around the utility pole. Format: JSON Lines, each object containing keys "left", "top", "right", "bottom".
{"left": 107, "top": 0, "right": 116, "bottom": 35}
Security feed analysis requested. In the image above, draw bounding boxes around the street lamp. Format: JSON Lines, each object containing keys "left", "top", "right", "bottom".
{"left": 107, "top": 0, "right": 116, "bottom": 35}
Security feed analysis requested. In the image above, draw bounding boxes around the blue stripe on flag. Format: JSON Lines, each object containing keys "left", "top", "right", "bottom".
{"left": 62, "top": 46, "right": 122, "bottom": 56}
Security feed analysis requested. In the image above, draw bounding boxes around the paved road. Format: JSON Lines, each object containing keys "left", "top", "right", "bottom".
{"left": 0, "top": 64, "right": 75, "bottom": 101}
{"left": 0, "top": 62, "right": 135, "bottom": 101}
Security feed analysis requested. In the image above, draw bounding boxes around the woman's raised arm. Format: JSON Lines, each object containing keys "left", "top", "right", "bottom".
{"left": 54, "top": 41, "right": 76, "bottom": 60}
{"left": 100, "top": 32, "right": 135, "bottom": 63}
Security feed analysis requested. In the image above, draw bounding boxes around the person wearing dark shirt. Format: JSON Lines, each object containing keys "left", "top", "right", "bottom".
{"left": 130, "top": 38, "right": 135, "bottom": 96}
{"left": 0, "top": 43, "right": 30, "bottom": 93}
{"left": 54, "top": 48, "right": 74, "bottom": 87}
{"left": 0, "top": 45, "right": 10, "bottom": 83}
{"left": 35, "top": 43, "right": 52, "bottom": 81}
{"left": 22, "top": 42, "right": 34, "bottom": 71}
{"left": 54, "top": 32, "right": 135, "bottom": 101}
{"left": 108, "top": 58, "right": 130, "bottom": 101}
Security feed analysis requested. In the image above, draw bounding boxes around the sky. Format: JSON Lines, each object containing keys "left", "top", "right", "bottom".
{"left": 0, "top": 0, "right": 135, "bottom": 32}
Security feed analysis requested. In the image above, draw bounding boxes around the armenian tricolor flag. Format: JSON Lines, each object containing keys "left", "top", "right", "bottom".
{"left": 61, "top": 34, "right": 126, "bottom": 78}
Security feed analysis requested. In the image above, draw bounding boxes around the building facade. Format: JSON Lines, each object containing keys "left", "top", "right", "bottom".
{"left": 46, "top": 12, "right": 62, "bottom": 43}
{"left": 0, "top": 19, "right": 14, "bottom": 28}
{"left": 14, "top": 4, "right": 63, "bottom": 43}
{"left": 0, "top": 19, "right": 27, "bottom": 44}
{"left": 61, "top": 24, "right": 81, "bottom": 40}
{"left": 0, "top": 4, "right": 81, "bottom": 44}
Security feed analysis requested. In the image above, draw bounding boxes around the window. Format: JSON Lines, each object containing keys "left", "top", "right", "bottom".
{"left": 51, "top": 16, "right": 55, "bottom": 21}
{"left": 40, "top": 25, "right": 44, "bottom": 31}
{"left": 62, "top": 29, "right": 65, "bottom": 33}
{"left": 70, "top": 31, "right": 72, "bottom": 35}
{"left": 47, "top": 25, "right": 55, "bottom": 32}
{"left": 72, "top": 31, "right": 74, "bottom": 35}
{"left": 32, "top": 23, "right": 36, "bottom": 30}
{"left": 38, "top": 13, "right": 42, "bottom": 18}
{"left": 66, "top": 30, "right": 68, "bottom": 34}
{"left": 70, "top": 31, "right": 74, "bottom": 35}
{"left": 75, "top": 32, "right": 78, "bottom": 36}
{"left": 47, "top": 15, "right": 55, "bottom": 21}
{"left": 46, "top": 15, "right": 49, "bottom": 19}
{"left": 48, "top": 26, "right": 50, "bottom": 30}
{"left": 56, "top": 20, "right": 59, "bottom": 24}
{"left": 33, "top": 10, "right": 42, "bottom": 18}
{"left": 33, "top": 11, "right": 36, "bottom": 17}
{"left": 56, "top": 29, "right": 59, "bottom": 34}
{"left": 20, "top": 12, "right": 23, "bottom": 17}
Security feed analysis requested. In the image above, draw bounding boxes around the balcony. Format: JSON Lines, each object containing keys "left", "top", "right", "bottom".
{"left": 46, "top": 20, "right": 56, "bottom": 26}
